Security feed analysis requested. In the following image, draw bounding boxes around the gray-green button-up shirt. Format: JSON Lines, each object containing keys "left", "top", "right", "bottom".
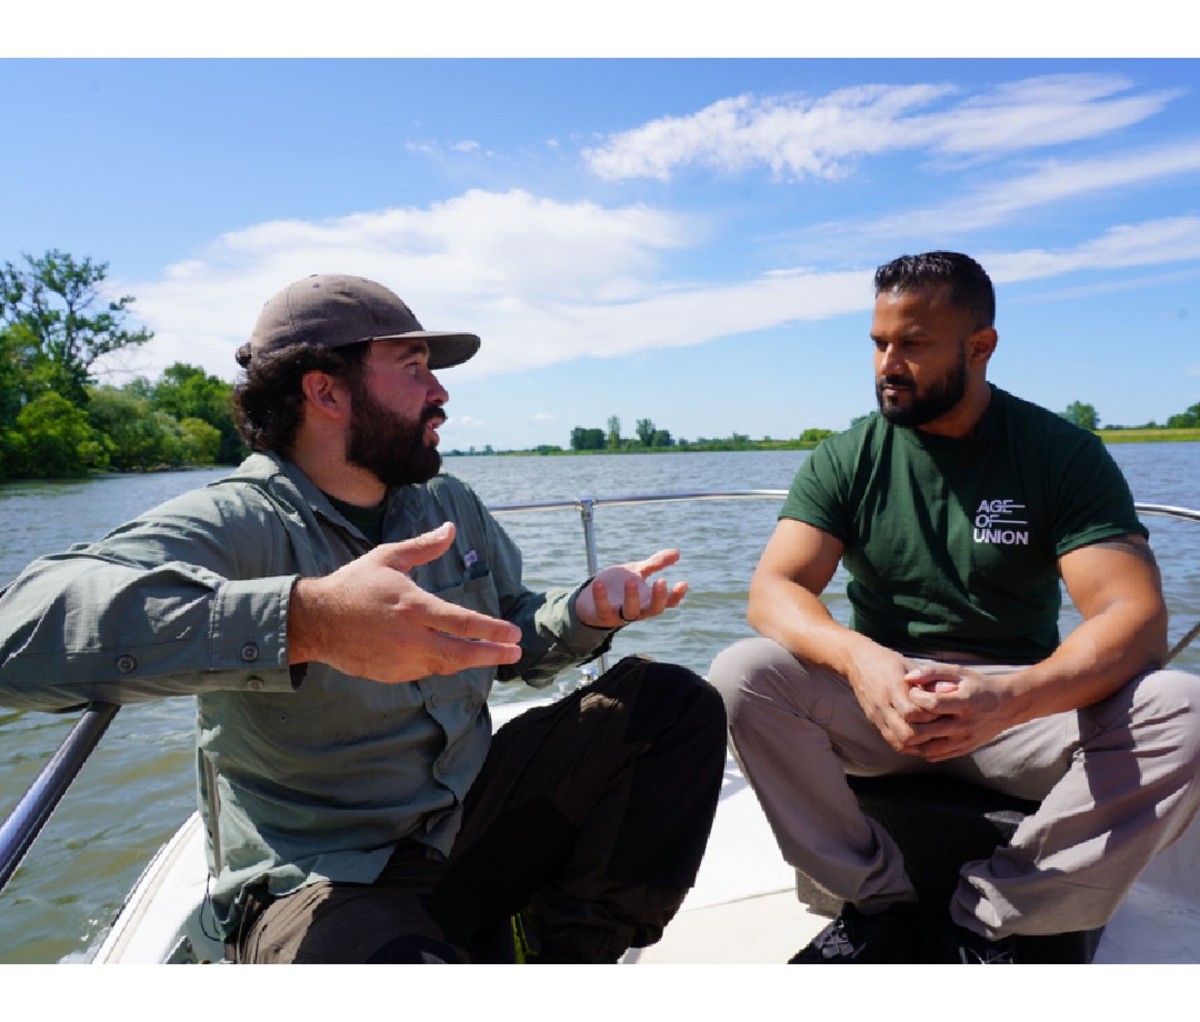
{"left": 0, "top": 453, "right": 613, "bottom": 934}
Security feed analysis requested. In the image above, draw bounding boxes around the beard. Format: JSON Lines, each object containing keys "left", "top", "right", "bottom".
{"left": 345, "top": 380, "right": 443, "bottom": 488}
{"left": 876, "top": 348, "right": 968, "bottom": 428}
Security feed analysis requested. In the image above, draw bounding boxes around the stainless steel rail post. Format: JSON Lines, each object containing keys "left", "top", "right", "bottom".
{"left": 576, "top": 498, "right": 608, "bottom": 673}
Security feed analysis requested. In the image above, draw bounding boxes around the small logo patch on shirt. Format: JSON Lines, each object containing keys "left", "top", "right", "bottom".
{"left": 973, "top": 499, "right": 1029, "bottom": 545}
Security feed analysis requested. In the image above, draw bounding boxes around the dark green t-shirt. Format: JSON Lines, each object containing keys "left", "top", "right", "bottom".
{"left": 325, "top": 492, "right": 387, "bottom": 546}
{"left": 780, "top": 386, "right": 1147, "bottom": 662}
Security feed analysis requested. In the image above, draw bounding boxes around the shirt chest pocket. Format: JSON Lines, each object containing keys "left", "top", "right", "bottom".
{"left": 427, "top": 570, "right": 501, "bottom": 619}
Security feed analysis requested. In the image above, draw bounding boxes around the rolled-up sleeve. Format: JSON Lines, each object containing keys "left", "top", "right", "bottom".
{"left": 0, "top": 487, "right": 300, "bottom": 711}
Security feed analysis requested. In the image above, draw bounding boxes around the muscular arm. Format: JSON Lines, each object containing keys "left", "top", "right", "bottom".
{"left": 749, "top": 519, "right": 850, "bottom": 662}
{"left": 748, "top": 518, "right": 931, "bottom": 750}
{"left": 1000, "top": 534, "right": 1166, "bottom": 718}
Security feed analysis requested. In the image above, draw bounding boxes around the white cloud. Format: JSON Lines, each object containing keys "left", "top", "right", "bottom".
{"left": 985, "top": 217, "right": 1200, "bottom": 282}
{"left": 583, "top": 74, "right": 1179, "bottom": 183}
{"left": 104, "top": 191, "right": 1200, "bottom": 390}
{"left": 451, "top": 415, "right": 485, "bottom": 427}
{"left": 451, "top": 140, "right": 481, "bottom": 153}
{"left": 532, "top": 412, "right": 555, "bottom": 421}
{"left": 817, "top": 140, "right": 1200, "bottom": 243}
{"left": 928, "top": 74, "right": 1181, "bottom": 156}
{"left": 111, "top": 190, "right": 698, "bottom": 382}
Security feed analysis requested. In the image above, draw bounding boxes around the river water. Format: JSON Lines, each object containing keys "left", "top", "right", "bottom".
{"left": 2, "top": 445, "right": 1200, "bottom": 963}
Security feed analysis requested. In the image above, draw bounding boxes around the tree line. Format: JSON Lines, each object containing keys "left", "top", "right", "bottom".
{"left": 567, "top": 401, "right": 1200, "bottom": 459}
{"left": 568, "top": 416, "right": 836, "bottom": 453}
{"left": 1, "top": 250, "right": 246, "bottom": 481}
{"left": 1060, "top": 400, "right": 1200, "bottom": 432}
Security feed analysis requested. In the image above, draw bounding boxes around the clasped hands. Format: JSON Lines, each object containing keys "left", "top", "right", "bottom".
{"left": 288, "top": 522, "right": 686, "bottom": 685}
{"left": 852, "top": 652, "right": 1018, "bottom": 763}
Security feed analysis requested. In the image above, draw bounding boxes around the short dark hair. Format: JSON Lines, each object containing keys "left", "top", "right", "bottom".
{"left": 873, "top": 251, "right": 995, "bottom": 330}
{"left": 233, "top": 341, "right": 369, "bottom": 453}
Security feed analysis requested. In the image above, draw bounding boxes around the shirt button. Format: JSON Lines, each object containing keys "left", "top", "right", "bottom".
{"left": 240, "top": 642, "right": 260, "bottom": 663}
{"left": 115, "top": 654, "right": 137, "bottom": 674}
{"left": 247, "top": 677, "right": 265, "bottom": 691}
{"left": 429, "top": 693, "right": 440, "bottom": 708}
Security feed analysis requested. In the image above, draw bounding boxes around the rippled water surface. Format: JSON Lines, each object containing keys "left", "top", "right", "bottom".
{"left": 2, "top": 445, "right": 1199, "bottom": 962}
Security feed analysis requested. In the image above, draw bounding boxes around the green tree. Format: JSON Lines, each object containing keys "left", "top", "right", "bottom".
{"left": 652, "top": 429, "right": 672, "bottom": 448}
{"left": 0, "top": 326, "right": 25, "bottom": 434}
{"left": 0, "top": 250, "right": 153, "bottom": 404}
{"left": 606, "top": 415, "right": 622, "bottom": 450}
{"left": 153, "top": 362, "right": 245, "bottom": 463}
{"left": 178, "top": 416, "right": 222, "bottom": 464}
{"left": 570, "top": 426, "right": 605, "bottom": 451}
{"left": 1167, "top": 403, "right": 1200, "bottom": 429}
{"left": 635, "top": 418, "right": 656, "bottom": 446}
{"left": 87, "top": 385, "right": 185, "bottom": 471}
{"left": 1061, "top": 401, "right": 1100, "bottom": 431}
{"left": 4, "top": 391, "right": 109, "bottom": 478}
{"left": 800, "top": 428, "right": 835, "bottom": 443}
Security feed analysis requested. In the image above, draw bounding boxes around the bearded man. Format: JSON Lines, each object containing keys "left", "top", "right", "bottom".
{"left": 0, "top": 274, "right": 727, "bottom": 964}
{"left": 708, "top": 251, "right": 1200, "bottom": 964}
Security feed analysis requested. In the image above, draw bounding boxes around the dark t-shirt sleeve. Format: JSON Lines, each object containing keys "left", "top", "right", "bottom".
{"left": 1049, "top": 431, "right": 1148, "bottom": 557}
{"left": 780, "top": 440, "right": 849, "bottom": 541}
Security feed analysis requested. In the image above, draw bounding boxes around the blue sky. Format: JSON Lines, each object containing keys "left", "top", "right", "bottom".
{"left": 2, "top": 26, "right": 1197, "bottom": 452}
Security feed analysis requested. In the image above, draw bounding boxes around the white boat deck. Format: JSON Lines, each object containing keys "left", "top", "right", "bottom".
{"left": 622, "top": 757, "right": 822, "bottom": 964}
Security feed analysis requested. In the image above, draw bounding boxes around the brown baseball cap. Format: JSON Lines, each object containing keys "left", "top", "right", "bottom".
{"left": 238, "top": 274, "right": 480, "bottom": 370}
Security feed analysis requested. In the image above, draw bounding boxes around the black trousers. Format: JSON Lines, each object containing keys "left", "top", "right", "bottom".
{"left": 235, "top": 657, "right": 727, "bottom": 963}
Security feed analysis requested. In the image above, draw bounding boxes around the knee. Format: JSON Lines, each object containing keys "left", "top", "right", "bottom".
{"left": 1120, "top": 668, "right": 1200, "bottom": 766}
{"left": 707, "top": 636, "right": 794, "bottom": 726}
{"left": 601, "top": 656, "right": 726, "bottom": 745}
{"left": 649, "top": 660, "right": 727, "bottom": 742}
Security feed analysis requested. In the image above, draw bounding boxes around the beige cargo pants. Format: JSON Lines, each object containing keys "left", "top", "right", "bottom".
{"left": 708, "top": 636, "right": 1200, "bottom": 939}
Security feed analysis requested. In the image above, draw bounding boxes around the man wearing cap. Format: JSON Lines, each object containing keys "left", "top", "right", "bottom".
{"left": 0, "top": 274, "right": 727, "bottom": 964}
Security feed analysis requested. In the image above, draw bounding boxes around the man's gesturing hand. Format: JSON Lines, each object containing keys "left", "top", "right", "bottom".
{"left": 287, "top": 522, "right": 523, "bottom": 683}
{"left": 575, "top": 548, "right": 688, "bottom": 629}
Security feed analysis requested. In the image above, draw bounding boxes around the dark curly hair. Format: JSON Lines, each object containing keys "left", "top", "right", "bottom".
{"left": 873, "top": 251, "right": 995, "bottom": 330}
{"left": 233, "top": 341, "right": 369, "bottom": 453}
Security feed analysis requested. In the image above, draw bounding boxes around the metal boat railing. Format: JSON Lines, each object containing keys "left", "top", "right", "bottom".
{"left": 487, "top": 489, "right": 789, "bottom": 675}
{"left": 2, "top": 493, "right": 1198, "bottom": 899}
{"left": 0, "top": 702, "right": 120, "bottom": 892}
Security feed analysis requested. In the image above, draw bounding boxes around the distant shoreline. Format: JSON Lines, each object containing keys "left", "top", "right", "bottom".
{"left": 1095, "top": 429, "right": 1200, "bottom": 444}
{"left": 446, "top": 429, "right": 1200, "bottom": 458}
{"left": 5, "top": 432, "right": 1196, "bottom": 485}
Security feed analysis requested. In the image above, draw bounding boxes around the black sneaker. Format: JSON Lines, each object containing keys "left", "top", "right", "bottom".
{"left": 789, "top": 902, "right": 921, "bottom": 964}
{"left": 949, "top": 924, "right": 1017, "bottom": 964}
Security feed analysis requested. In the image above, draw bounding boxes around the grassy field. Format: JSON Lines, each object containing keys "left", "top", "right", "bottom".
{"left": 1097, "top": 428, "right": 1200, "bottom": 444}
